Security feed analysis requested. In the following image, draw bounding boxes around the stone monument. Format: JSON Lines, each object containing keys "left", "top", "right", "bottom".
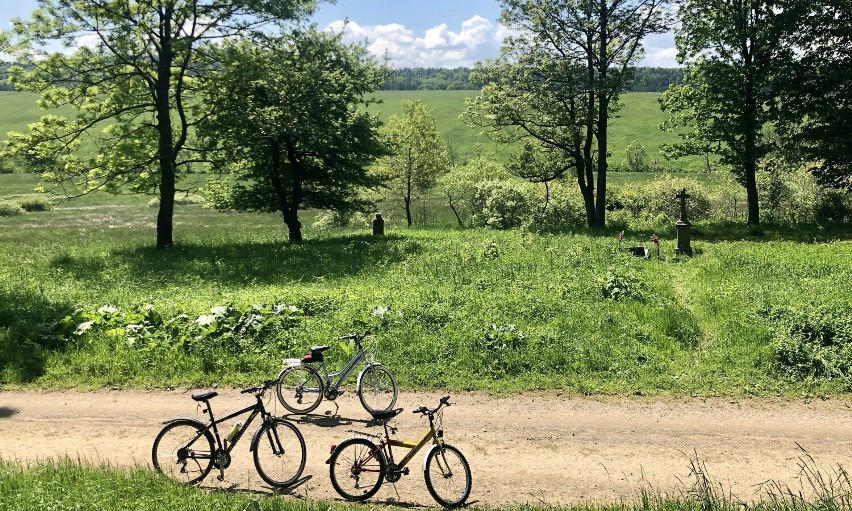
{"left": 675, "top": 188, "right": 693, "bottom": 256}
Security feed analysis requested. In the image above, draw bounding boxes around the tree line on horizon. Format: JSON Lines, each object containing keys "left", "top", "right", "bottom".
{"left": 0, "top": 62, "right": 682, "bottom": 94}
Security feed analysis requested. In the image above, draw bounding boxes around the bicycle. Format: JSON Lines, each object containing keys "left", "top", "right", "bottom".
{"left": 326, "top": 396, "right": 472, "bottom": 508}
{"left": 152, "top": 380, "right": 306, "bottom": 488}
{"left": 276, "top": 330, "right": 398, "bottom": 415}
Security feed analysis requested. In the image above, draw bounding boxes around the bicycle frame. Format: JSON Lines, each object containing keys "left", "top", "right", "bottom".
{"left": 352, "top": 413, "right": 444, "bottom": 472}
{"left": 321, "top": 343, "right": 369, "bottom": 390}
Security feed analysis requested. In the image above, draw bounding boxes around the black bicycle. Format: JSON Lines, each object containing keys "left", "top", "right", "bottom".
{"left": 152, "top": 380, "right": 306, "bottom": 488}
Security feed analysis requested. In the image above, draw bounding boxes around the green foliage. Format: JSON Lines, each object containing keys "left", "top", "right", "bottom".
{"left": 611, "top": 175, "right": 711, "bottom": 221}
{"left": 0, "top": 201, "right": 24, "bottom": 216}
{"left": 765, "top": 303, "right": 852, "bottom": 381}
{"left": 470, "top": 180, "right": 535, "bottom": 229}
{"left": 376, "top": 99, "right": 451, "bottom": 227}
{"left": 623, "top": 139, "right": 650, "bottom": 173}
{"left": 599, "top": 269, "right": 646, "bottom": 302}
{"left": 199, "top": 32, "right": 385, "bottom": 241}
{"left": 13, "top": 194, "right": 51, "bottom": 211}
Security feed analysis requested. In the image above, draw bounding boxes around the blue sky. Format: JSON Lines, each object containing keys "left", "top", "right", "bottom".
{"left": 2, "top": 0, "right": 677, "bottom": 68}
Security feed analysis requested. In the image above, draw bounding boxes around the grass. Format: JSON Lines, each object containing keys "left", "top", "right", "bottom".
{"left": 1, "top": 177, "right": 850, "bottom": 395}
{"left": 1, "top": 454, "right": 850, "bottom": 511}
{"left": 1, "top": 90, "right": 707, "bottom": 173}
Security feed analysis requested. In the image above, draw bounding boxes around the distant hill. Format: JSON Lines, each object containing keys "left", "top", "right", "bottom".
{"left": 385, "top": 67, "right": 683, "bottom": 93}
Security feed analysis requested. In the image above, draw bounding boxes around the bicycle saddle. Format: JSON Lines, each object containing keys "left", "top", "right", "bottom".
{"left": 191, "top": 391, "right": 218, "bottom": 401}
{"left": 370, "top": 408, "right": 403, "bottom": 423}
{"left": 309, "top": 345, "right": 331, "bottom": 352}
{"left": 302, "top": 345, "right": 331, "bottom": 363}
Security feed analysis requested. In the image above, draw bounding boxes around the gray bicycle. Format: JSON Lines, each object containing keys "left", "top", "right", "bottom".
{"left": 275, "top": 331, "right": 398, "bottom": 415}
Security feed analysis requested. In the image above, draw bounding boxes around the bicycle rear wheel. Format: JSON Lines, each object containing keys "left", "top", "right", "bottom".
{"left": 152, "top": 420, "right": 214, "bottom": 484}
{"left": 423, "top": 444, "right": 471, "bottom": 508}
{"left": 328, "top": 437, "right": 386, "bottom": 501}
{"left": 276, "top": 365, "right": 324, "bottom": 414}
{"left": 252, "top": 418, "right": 307, "bottom": 488}
{"left": 357, "top": 365, "right": 397, "bottom": 413}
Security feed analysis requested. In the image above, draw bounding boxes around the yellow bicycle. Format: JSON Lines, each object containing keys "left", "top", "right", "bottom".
{"left": 326, "top": 396, "right": 471, "bottom": 508}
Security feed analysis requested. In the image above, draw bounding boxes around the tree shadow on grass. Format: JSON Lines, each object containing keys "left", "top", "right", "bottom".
{"left": 588, "top": 222, "right": 852, "bottom": 244}
{"left": 50, "top": 233, "right": 422, "bottom": 288}
{"left": 0, "top": 287, "right": 75, "bottom": 383}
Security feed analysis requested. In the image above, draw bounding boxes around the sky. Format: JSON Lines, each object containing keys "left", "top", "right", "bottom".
{"left": 1, "top": 0, "right": 678, "bottom": 68}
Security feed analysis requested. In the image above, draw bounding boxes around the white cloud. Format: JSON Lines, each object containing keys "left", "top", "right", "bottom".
{"left": 326, "top": 15, "right": 506, "bottom": 68}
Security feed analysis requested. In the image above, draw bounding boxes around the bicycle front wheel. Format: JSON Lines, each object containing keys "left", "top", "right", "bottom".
{"left": 357, "top": 365, "right": 397, "bottom": 413}
{"left": 152, "top": 420, "right": 214, "bottom": 485}
{"left": 276, "top": 365, "right": 324, "bottom": 414}
{"left": 328, "top": 437, "right": 386, "bottom": 501}
{"left": 252, "top": 418, "right": 307, "bottom": 488}
{"left": 424, "top": 444, "right": 472, "bottom": 508}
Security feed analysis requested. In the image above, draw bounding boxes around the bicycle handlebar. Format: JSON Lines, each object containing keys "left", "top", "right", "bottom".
{"left": 338, "top": 330, "right": 372, "bottom": 343}
{"left": 413, "top": 395, "right": 452, "bottom": 416}
{"left": 240, "top": 380, "right": 277, "bottom": 395}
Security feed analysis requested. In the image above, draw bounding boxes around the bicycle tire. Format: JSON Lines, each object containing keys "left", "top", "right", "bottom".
{"left": 328, "top": 437, "right": 386, "bottom": 501}
{"left": 276, "top": 365, "right": 324, "bottom": 414}
{"left": 423, "top": 444, "right": 472, "bottom": 508}
{"left": 357, "top": 365, "right": 398, "bottom": 414}
{"left": 252, "top": 418, "right": 307, "bottom": 488}
{"left": 152, "top": 420, "right": 214, "bottom": 485}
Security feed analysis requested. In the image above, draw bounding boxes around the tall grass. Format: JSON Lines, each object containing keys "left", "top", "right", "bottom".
{"left": 1, "top": 185, "right": 850, "bottom": 394}
{"left": 2, "top": 455, "right": 849, "bottom": 511}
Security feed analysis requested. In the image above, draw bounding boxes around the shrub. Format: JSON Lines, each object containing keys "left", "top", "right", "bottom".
{"left": 598, "top": 268, "right": 646, "bottom": 302}
{"left": 765, "top": 303, "right": 852, "bottom": 380}
{"left": 0, "top": 201, "right": 25, "bottom": 216}
{"left": 612, "top": 175, "right": 711, "bottom": 221}
{"left": 202, "top": 180, "right": 236, "bottom": 211}
{"left": 623, "top": 139, "right": 650, "bottom": 172}
{"left": 15, "top": 195, "right": 52, "bottom": 212}
{"left": 815, "top": 190, "right": 852, "bottom": 224}
{"left": 312, "top": 209, "right": 371, "bottom": 230}
{"left": 470, "top": 179, "right": 535, "bottom": 229}
{"left": 148, "top": 195, "right": 205, "bottom": 208}
{"left": 528, "top": 183, "right": 587, "bottom": 231}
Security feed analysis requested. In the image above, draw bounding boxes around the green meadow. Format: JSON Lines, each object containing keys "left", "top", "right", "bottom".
{"left": 1, "top": 90, "right": 705, "bottom": 172}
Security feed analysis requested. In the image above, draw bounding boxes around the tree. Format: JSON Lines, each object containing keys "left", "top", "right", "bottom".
{"left": 623, "top": 139, "right": 648, "bottom": 172}
{"left": 198, "top": 31, "right": 386, "bottom": 243}
{"left": 465, "top": 0, "right": 671, "bottom": 228}
{"left": 376, "top": 100, "right": 450, "bottom": 227}
{"left": 438, "top": 158, "right": 506, "bottom": 226}
{"left": 660, "top": 0, "right": 792, "bottom": 225}
{"left": 1, "top": 0, "right": 316, "bottom": 247}
{"left": 774, "top": 0, "right": 852, "bottom": 191}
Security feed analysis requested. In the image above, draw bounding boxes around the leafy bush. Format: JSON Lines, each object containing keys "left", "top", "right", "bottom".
{"left": 202, "top": 179, "right": 236, "bottom": 211}
{"left": 528, "top": 183, "right": 587, "bottom": 231}
{"left": 611, "top": 175, "right": 711, "bottom": 221}
{"left": 765, "top": 303, "right": 852, "bottom": 380}
{"left": 312, "top": 209, "right": 371, "bottom": 230}
{"left": 599, "top": 269, "right": 646, "bottom": 302}
{"left": 147, "top": 195, "right": 205, "bottom": 208}
{"left": 0, "top": 201, "right": 24, "bottom": 216}
{"left": 15, "top": 195, "right": 52, "bottom": 212}
{"left": 470, "top": 179, "right": 535, "bottom": 229}
{"left": 815, "top": 190, "right": 852, "bottom": 224}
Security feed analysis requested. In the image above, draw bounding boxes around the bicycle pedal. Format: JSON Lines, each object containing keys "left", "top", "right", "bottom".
{"left": 402, "top": 467, "right": 409, "bottom": 475}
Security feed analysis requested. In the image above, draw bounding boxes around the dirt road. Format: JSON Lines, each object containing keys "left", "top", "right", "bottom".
{"left": 1, "top": 389, "right": 851, "bottom": 507}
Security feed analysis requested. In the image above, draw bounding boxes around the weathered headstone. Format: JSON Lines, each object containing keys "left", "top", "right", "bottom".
{"left": 675, "top": 188, "right": 693, "bottom": 256}
{"left": 372, "top": 213, "right": 385, "bottom": 236}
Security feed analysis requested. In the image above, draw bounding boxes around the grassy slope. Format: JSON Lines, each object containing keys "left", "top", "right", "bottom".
{"left": 1, "top": 90, "right": 705, "bottom": 172}
{"left": 1, "top": 186, "right": 850, "bottom": 395}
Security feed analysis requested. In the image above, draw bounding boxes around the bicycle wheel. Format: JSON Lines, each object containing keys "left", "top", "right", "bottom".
{"left": 276, "top": 365, "right": 324, "bottom": 414}
{"left": 328, "top": 437, "right": 386, "bottom": 501}
{"left": 152, "top": 420, "right": 214, "bottom": 484}
{"left": 252, "top": 418, "right": 307, "bottom": 488}
{"left": 357, "top": 365, "right": 398, "bottom": 414}
{"left": 423, "top": 444, "right": 472, "bottom": 508}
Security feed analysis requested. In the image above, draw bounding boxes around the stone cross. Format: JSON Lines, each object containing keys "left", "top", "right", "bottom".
{"left": 676, "top": 188, "right": 690, "bottom": 223}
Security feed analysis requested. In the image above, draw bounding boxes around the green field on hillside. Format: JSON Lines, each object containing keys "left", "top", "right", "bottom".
{"left": 1, "top": 90, "right": 707, "bottom": 173}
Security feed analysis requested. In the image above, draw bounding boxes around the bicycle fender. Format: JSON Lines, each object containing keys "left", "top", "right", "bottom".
{"left": 355, "top": 363, "right": 385, "bottom": 390}
{"left": 159, "top": 417, "right": 206, "bottom": 427}
{"left": 423, "top": 443, "right": 445, "bottom": 472}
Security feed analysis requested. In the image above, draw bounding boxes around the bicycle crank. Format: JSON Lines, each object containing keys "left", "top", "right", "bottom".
{"left": 324, "top": 387, "right": 342, "bottom": 400}
{"left": 385, "top": 463, "right": 408, "bottom": 483}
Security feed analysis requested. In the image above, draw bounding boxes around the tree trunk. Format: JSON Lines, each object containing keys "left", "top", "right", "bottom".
{"left": 268, "top": 138, "right": 304, "bottom": 243}
{"left": 405, "top": 173, "right": 413, "bottom": 227}
{"left": 594, "top": 0, "right": 609, "bottom": 229}
{"left": 743, "top": 29, "right": 761, "bottom": 225}
{"left": 155, "top": 7, "right": 176, "bottom": 248}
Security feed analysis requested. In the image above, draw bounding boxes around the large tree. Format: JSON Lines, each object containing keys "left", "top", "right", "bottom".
{"left": 465, "top": 0, "right": 670, "bottom": 228}
{"left": 660, "top": 0, "right": 793, "bottom": 225}
{"left": 198, "top": 31, "right": 385, "bottom": 243}
{"left": 1, "top": 0, "right": 316, "bottom": 247}
{"left": 773, "top": 0, "right": 852, "bottom": 191}
{"left": 376, "top": 100, "right": 450, "bottom": 228}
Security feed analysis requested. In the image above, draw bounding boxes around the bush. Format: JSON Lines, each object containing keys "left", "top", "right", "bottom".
{"left": 15, "top": 195, "right": 52, "bottom": 212}
{"left": 0, "top": 202, "right": 25, "bottom": 216}
{"left": 147, "top": 195, "right": 205, "bottom": 208}
{"left": 528, "top": 183, "right": 587, "bottom": 231}
{"left": 470, "top": 179, "right": 535, "bottom": 229}
{"left": 765, "top": 303, "right": 852, "bottom": 380}
{"left": 815, "top": 190, "right": 852, "bottom": 224}
{"left": 611, "top": 175, "right": 711, "bottom": 221}
{"left": 312, "top": 209, "right": 371, "bottom": 230}
{"left": 202, "top": 180, "right": 236, "bottom": 211}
